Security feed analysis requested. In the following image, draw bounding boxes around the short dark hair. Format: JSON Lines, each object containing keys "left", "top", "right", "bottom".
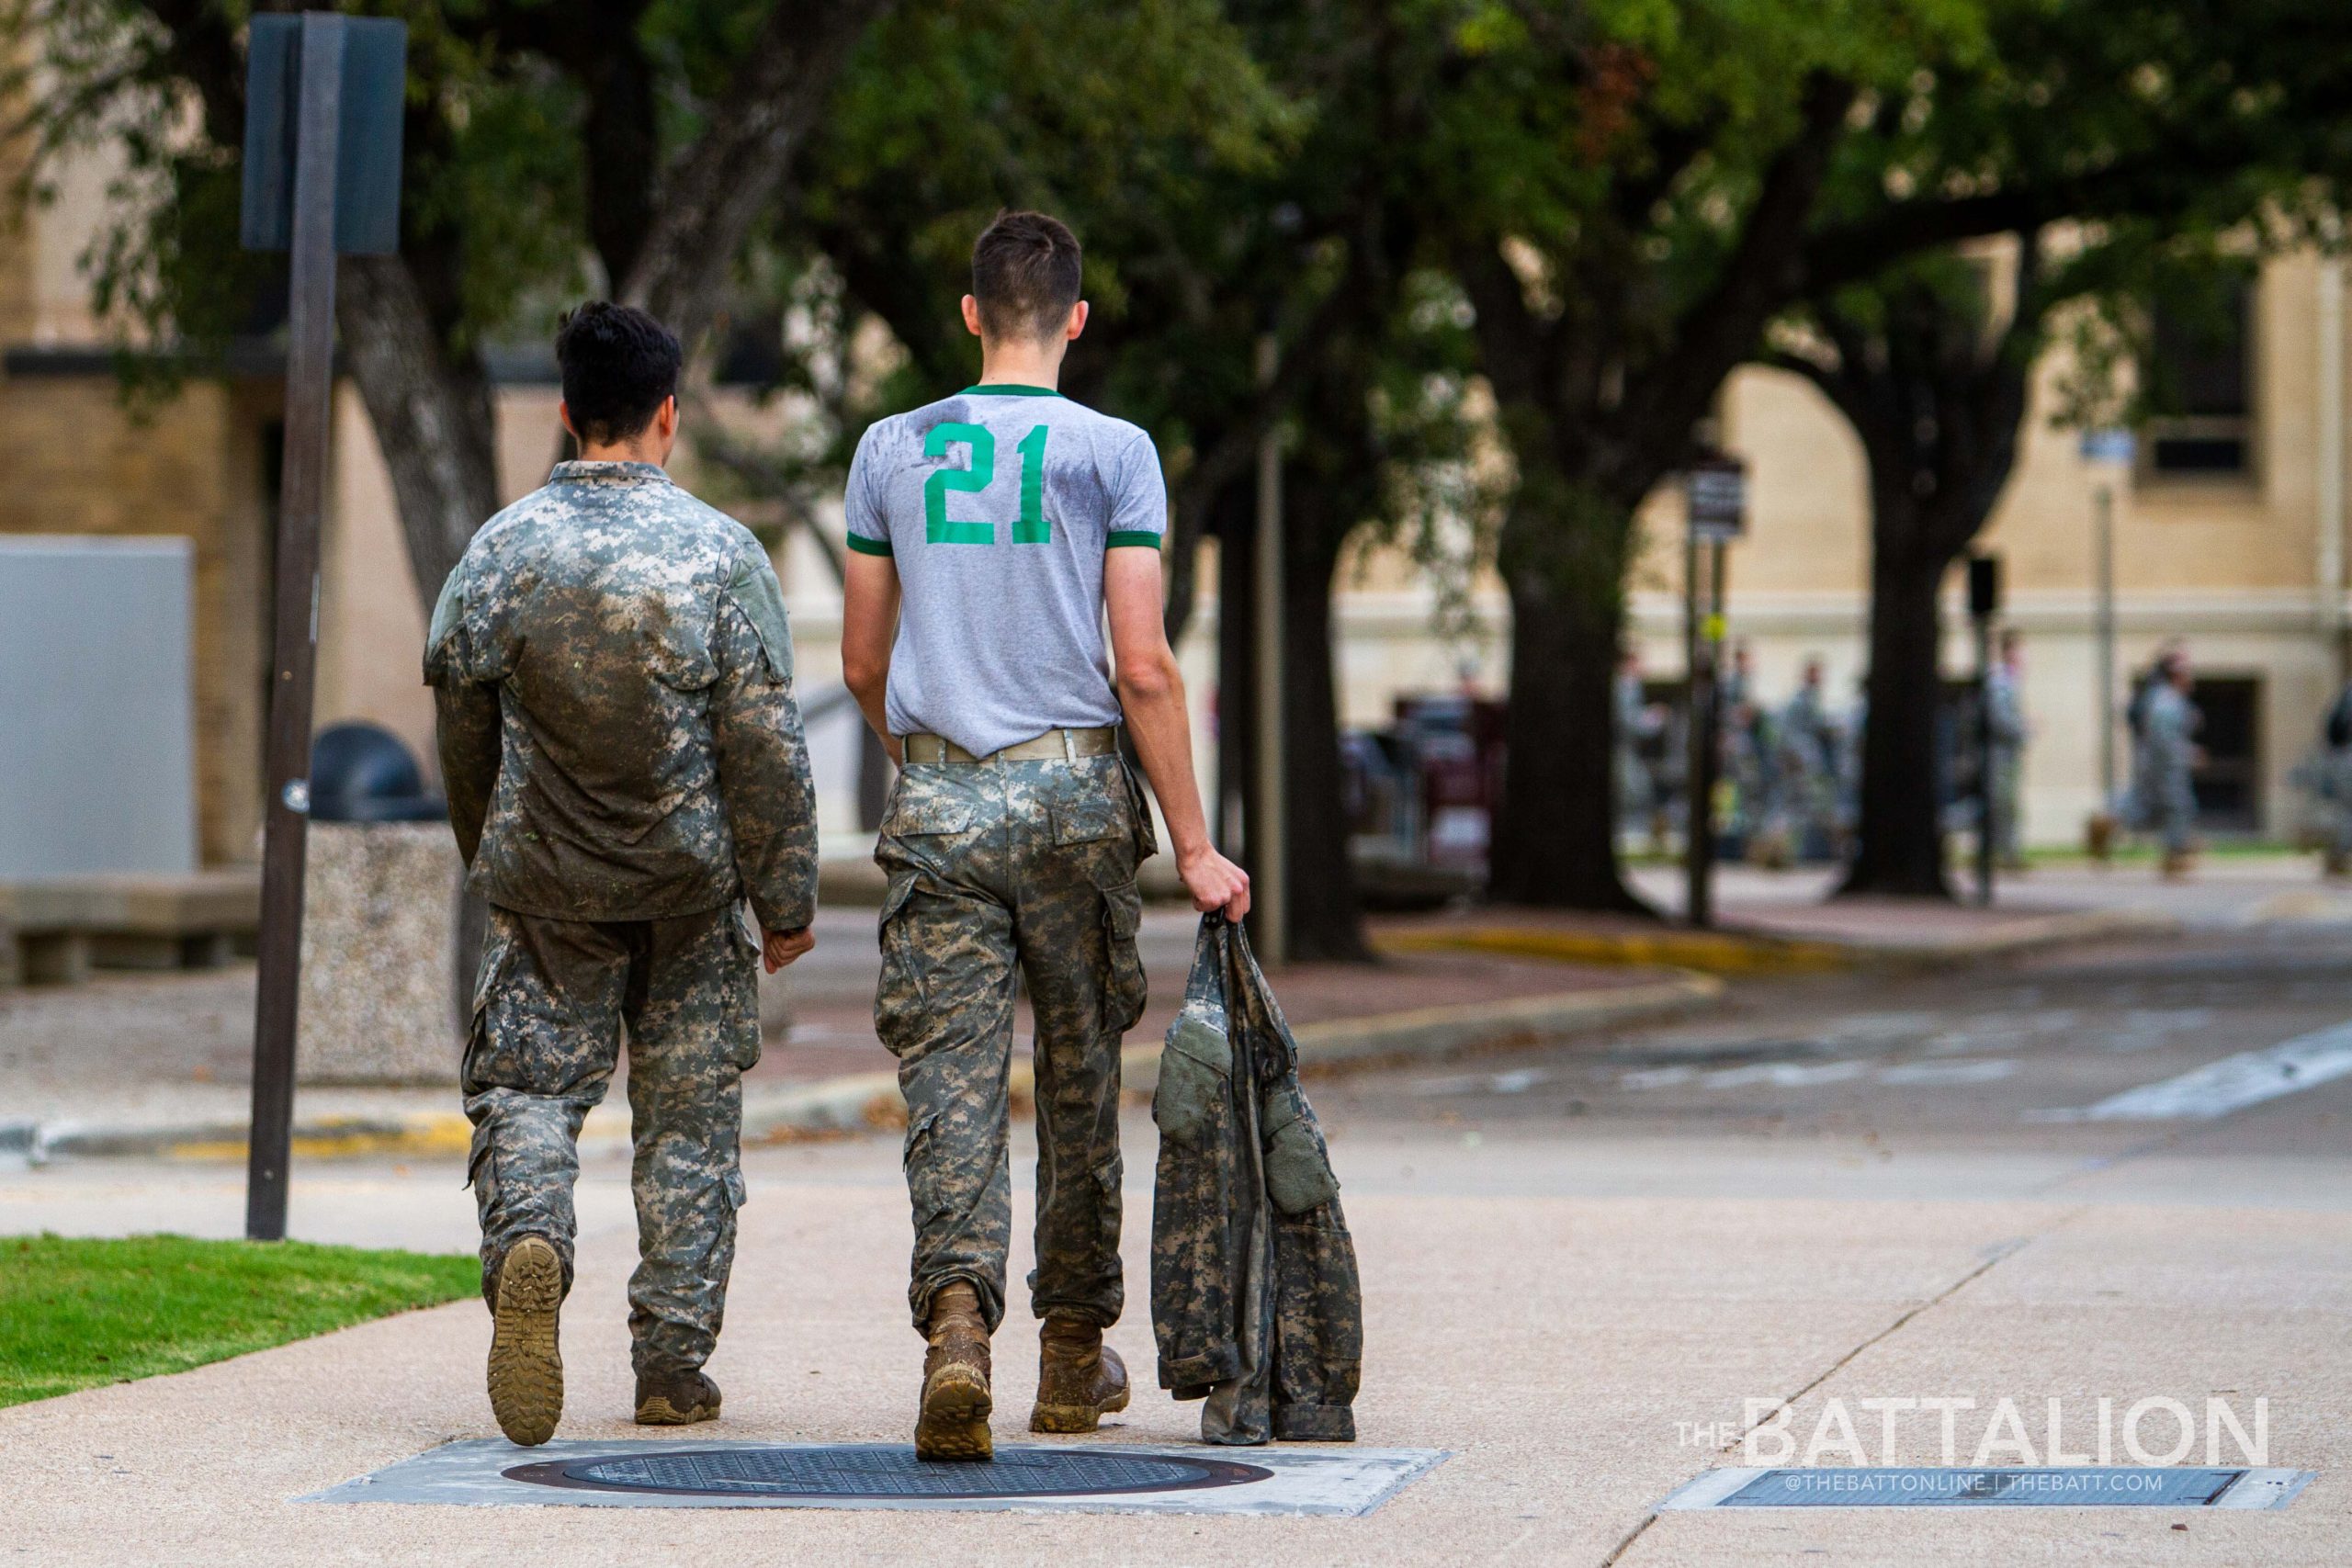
{"left": 554, "top": 302, "right": 681, "bottom": 445}
{"left": 970, "top": 210, "right": 1082, "bottom": 343}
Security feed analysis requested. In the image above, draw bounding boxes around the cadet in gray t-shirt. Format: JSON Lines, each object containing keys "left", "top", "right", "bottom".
{"left": 844, "top": 385, "right": 1166, "bottom": 758}
{"left": 840, "top": 209, "right": 1248, "bottom": 1466}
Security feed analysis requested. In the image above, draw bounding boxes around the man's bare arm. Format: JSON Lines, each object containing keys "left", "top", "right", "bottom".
{"left": 842, "top": 550, "right": 903, "bottom": 766}
{"left": 1105, "top": 547, "right": 1250, "bottom": 919}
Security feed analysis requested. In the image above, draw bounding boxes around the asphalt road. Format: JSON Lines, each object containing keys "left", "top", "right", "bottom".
{"left": 1314, "top": 922, "right": 2352, "bottom": 1211}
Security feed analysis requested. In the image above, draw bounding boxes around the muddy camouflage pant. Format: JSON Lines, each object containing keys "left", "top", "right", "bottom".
{"left": 462, "top": 903, "right": 760, "bottom": 1378}
{"left": 875, "top": 752, "right": 1152, "bottom": 1334}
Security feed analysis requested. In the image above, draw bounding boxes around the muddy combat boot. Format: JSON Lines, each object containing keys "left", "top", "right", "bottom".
{"left": 636, "top": 1369, "right": 722, "bottom": 1427}
{"left": 915, "top": 1281, "right": 993, "bottom": 1461}
{"left": 1029, "top": 1315, "right": 1129, "bottom": 1434}
{"left": 486, "top": 1235, "right": 564, "bottom": 1446}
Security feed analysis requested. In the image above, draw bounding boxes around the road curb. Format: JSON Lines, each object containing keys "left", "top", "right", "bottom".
{"left": 28, "top": 972, "right": 1724, "bottom": 1161}
{"left": 744, "top": 969, "right": 1724, "bottom": 1140}
{"left": 1381, "top": 906, "right": 2181, "bottom": 976}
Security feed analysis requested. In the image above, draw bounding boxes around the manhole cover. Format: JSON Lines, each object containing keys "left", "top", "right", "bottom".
{"left": 1662, "top": 1467, "right": 2313, "bottom": 1510}
{"left": 505, "top": 1444, "right": 1272, "bottom": 1501}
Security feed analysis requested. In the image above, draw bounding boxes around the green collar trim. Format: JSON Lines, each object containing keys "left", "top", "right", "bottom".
{"left": 961, "top": 383, "right": 1059, "bottom": 397}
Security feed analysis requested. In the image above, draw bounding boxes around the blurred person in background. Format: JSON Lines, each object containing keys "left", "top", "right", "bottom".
{"left": 1986, "top": 630, "right": 2030, "bottom": 871}
{"left": 2123, "top": 646, "right": 2203, "bottom": 880}
{"left": 2306, "top": 673, "right": 2352, "bottom": 878}
{"left": 1614, "top": 649, "right": 1668, "bottom": 851}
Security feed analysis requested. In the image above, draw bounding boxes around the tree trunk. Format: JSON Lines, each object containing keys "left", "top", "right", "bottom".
{"left": 337, "top": 257, "right": 503, "bottom": 604}
{"left": 1282, "top": 511, "right": 1374, "bottom": 964}
{"left": 1487, "top": 491, "right": 1651, "bottom": 913}
{"left": 622, "top": 0, "right": 895, "bottom": 349}
{"left": 1840, "top": 522, "right": 1954, "bottom": 898}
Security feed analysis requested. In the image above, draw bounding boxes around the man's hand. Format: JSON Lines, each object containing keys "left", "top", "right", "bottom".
{"left": 1178, "top": 843, "right": 1250, "bottom": 921}
{"left": 763, "top": 926, "right": 815, "bottom": 973}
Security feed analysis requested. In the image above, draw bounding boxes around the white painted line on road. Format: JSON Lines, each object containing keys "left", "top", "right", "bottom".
{"left": 2029, "top": 1020, "right": 2352, "bottom": 1122}
{"left": 1879, "top": 1059, "right": 2016, "bottom": 1086}
{"left": 1414, "top": 1066, "right": 1552, "bottom": 1097}
{"left": 1705, "top": 1061, "right": 1870, "bottom": 1089}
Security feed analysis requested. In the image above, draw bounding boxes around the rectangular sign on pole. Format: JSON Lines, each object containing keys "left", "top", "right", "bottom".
{"left": 241, "top": 15, "right": 407, "bottom": 256}
{"left": 1686, "top": 455, "right": 1747, "bottom": 543}
{"left": 239, "top": 12, "right": 406, "bottom": 1243}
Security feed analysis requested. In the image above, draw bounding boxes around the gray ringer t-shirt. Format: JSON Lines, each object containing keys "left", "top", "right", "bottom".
{"left": 844, "top": 384, "right": 1167, "bottom": 758}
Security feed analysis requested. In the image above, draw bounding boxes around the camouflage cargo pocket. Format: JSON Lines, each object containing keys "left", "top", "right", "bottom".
{"left": 1260, "top": 1080, "right": 1340, "bottom": 1215}
{"left": 1154, "top": 1009, "right": 1231, "bottom": 1143}
{"left": 1099, "top": 877, "right": 1147, "bottom": 1033}
{"left": 902, "top": 1107, "right": 950, "bottom": 1226}
{"left": 724, "top": 910, "right": 764, "bottom": 1071}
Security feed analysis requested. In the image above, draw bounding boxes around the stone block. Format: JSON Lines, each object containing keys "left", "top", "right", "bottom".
{"left": 297, "top": 820, "right": 464, "bottom": 1085}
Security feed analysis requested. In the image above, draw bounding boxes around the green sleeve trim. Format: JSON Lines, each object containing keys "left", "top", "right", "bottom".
{"left": 961, "top": 383, "right": 1060, "bottom": 397}
{"left": 846, "top": 533, "right": 895, "bottom": 557}
{"left": 1106, "top": 530, "right": 1165, "bottom": 550}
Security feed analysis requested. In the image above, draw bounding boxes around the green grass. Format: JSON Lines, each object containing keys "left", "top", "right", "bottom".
{"left": 0, "top": 1233, "right": 477, "bottom": 1408}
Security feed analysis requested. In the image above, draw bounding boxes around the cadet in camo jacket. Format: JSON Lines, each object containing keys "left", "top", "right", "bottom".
{"left": 426, "top": 302, "right": 817, "bottom": 1446}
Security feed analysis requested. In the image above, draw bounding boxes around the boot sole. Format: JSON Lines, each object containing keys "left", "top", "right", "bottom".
{"left": 915, "top": 1363, "right": 993, "bottom": 1461}
{"left": 1028, "top": 1381, "right": 1130, "bottom": 1435}
{"left": 487, "top": 1237, "right": 563, "bottom": 1447}
{"left": 636, "top": 1393, "right": 720, "bottom": 1427}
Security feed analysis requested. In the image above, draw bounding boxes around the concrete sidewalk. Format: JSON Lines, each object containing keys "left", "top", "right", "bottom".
{"left": 1379, "top": 863, "right": 2198, "bottom": 976}
{"left": 2, "top": 1127, "right": 2346, "bottom": 1565}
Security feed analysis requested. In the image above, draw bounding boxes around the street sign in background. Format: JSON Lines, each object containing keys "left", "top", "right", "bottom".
{"left": 239, "top": 13, "right": 407, "bottom": 1243}
{"left": 1686, "top": 455, "right": 1748, "bottom": 542}
{"left": 241, "top": 16, "right": 407, "bottom": 256}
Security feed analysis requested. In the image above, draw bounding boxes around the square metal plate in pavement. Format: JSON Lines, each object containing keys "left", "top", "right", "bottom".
{"left": 300, "top": 1439, "right": 1447, "bottom": 1517}
{"left": 1658, "top": 1467, "right": 2313, "bottom": 1510}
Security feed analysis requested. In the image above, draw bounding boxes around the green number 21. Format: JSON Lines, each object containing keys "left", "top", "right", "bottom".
{"left": 925, "top": 423, "right": 1052, "bottom": 545}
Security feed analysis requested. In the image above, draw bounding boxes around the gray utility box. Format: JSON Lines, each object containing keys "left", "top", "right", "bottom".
{"left": 0, "top": 536, "right": 197, "bottom": 878}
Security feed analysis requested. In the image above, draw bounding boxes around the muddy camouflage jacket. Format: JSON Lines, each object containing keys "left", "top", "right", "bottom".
{"left": 1151, "top": 916, "right": 1363, "bottom": 1444}
{"left": 424, "top": 460, "right": 819, "bottom": 931}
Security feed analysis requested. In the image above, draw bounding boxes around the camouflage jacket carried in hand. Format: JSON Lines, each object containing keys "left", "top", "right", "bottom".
{"left": 424, "top": 460, "right": 819, "bottom": 931}
{"left": 1151, "top": 915, "right": 1363, "bottom": 1445}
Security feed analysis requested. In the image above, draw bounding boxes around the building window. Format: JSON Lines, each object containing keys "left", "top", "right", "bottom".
{"left": 2144, "top": 280, "right": 2254, "bottom": 478}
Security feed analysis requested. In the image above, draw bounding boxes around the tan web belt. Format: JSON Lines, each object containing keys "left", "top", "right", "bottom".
{"left": 899, "top": 727, "right": 1119, "bottom": 764}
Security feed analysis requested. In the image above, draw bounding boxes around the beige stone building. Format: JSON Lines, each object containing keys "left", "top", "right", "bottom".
{"left": 1622, "top": 252, "right": 2349, "bottom": 847}
{"left": 1327, "top": 252, "right": 2352, "bottom": 851}
{"left": 8, "top": 103, "right": 2345, "bottom": 854}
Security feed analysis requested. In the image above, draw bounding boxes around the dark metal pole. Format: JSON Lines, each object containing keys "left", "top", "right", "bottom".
{"left": 1975, "top": 614, "right": 1996, "bottom": 908}
{"left": 1686, "top": 540, "right": 1725, "bottom": 928}
{"left": 1682, "top": 531, "right": 1702, "bottom": 921}
{"left": 246, "top": 13, "right": 345, "bottom": 1242}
